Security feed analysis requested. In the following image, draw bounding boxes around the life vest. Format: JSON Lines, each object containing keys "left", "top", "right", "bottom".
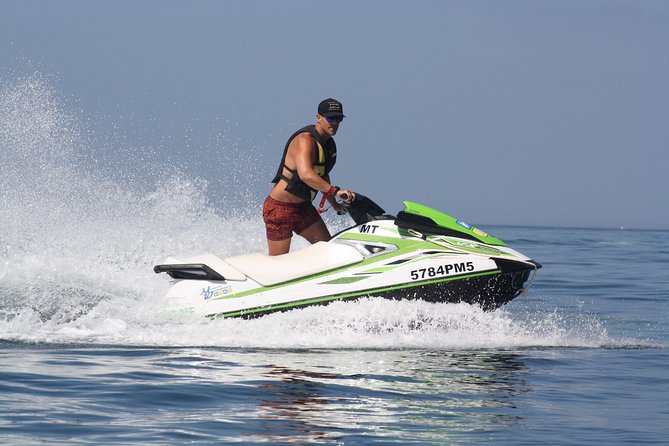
{"left": 270, "top": 125, "right": 337, "bottom": 201}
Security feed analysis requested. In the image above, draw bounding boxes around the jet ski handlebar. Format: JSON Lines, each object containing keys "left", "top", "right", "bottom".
{"left": 339, "top": 192, "right": 393, "bottom": 225}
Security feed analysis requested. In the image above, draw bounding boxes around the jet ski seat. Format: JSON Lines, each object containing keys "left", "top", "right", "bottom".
{"left": 225, "top": 241, "right": 364, "bottom": 287}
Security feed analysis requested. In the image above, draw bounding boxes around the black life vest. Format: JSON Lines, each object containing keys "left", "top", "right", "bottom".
{"left": 270, "top": 125, "right": 337, "bottom": 201}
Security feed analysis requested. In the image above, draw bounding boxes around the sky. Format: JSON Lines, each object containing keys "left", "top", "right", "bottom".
{"left": 2, "top": 0, "right": 668, "bottom": 230}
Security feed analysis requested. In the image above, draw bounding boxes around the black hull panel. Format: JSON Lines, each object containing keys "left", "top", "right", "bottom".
{"left": 376, "top": 269, "right": 531, "bottom": 311}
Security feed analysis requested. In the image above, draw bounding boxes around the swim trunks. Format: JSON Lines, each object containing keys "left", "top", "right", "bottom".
{"left": 263, "top": 196, "right": 323, "bottom": 241}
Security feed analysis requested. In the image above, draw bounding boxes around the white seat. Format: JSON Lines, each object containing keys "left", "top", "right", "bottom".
{"left": 225, "top": 241, "right": 364, "bottom": 286}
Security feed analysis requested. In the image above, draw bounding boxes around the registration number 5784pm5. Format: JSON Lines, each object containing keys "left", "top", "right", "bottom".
{"left": 410, "top": 261, "right": 475, "bottom": 281}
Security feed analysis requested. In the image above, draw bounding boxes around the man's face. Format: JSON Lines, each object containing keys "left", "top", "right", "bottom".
{"left": 317, "top": 114, "right": 344, "bottom": 136}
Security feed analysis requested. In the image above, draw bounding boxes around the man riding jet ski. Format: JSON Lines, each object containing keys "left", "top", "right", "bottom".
{"left": 154, "top": 194, "right": 541, "bottom": 319}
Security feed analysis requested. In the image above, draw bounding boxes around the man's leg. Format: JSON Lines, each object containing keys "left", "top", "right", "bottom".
{"left": 298, "top": 219, "right": 331, "bottom": 244}
{"left": 268, "top": 237, "right": 292, "bottom": 256}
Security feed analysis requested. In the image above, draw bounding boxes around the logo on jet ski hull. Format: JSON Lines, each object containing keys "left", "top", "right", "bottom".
{"left": 201, "top": 285, "right": 233, "bottom": 300}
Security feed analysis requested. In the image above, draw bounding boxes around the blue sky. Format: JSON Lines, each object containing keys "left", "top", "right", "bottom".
{"left": 2, "top": 0, "right": 668, "bottom": 229}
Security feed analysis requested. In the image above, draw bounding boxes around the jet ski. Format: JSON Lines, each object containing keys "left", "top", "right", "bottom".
{"left": 154, "top": 194, "right": 541, "bottom": 319}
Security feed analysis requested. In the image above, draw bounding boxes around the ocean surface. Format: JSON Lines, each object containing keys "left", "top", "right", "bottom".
{"left": 1, "top": 76, "right": 668, "bottom": 445}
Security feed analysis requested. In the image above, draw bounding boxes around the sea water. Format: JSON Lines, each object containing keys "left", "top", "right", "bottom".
{"left": 1, "top": 76, "right": 667, "bottom": 445}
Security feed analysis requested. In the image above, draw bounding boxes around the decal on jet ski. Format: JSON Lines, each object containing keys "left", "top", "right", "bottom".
{"left": 456, "top": 220, "right": 488, "bottom": 237}
{"left": 359, "top": 224, "right": 379, "bottom": 234}
{"left": 201, "top": 285, "right": 233, "bottom": 300}
{"left": 456, "top": 220, "right": 473, "bottom": 230}
{"left": 472, "top": 228, "right": 489, "bottom": 238}
{"left": 433, "top": 237, "right": 507, "bottom": 256}
{"left": 410, "top": 261, "right": 475, "bottom": 281}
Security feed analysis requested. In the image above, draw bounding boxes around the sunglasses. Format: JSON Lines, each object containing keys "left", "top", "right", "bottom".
{"left": 325, "top": 115, "right": 345, "bottom": 123}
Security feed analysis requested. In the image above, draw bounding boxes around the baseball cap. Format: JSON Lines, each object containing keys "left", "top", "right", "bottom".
{"left": 318, "top": 98, "right": 345, "bottom": 117}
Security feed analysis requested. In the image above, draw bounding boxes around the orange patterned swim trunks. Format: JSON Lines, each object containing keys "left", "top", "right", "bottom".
{"left": 263, "top": 196, "right": 323, "bottom": 241}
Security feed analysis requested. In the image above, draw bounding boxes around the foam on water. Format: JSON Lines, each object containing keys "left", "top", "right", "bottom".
{"left": 0, "top": 75, "right": 634, "bottom": 350}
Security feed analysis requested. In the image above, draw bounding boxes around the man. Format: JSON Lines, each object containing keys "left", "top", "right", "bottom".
{"left": 263, "top": 98, "right": 355, "bottom": 256}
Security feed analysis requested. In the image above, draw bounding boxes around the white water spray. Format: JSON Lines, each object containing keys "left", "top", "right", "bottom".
{"left": 0, "top": 74, "right": 621, "bottom": 349}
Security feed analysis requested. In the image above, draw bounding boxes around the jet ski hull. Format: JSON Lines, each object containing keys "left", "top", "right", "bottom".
{"left": 211, "top": 269, "right": 532, "bottom": 319}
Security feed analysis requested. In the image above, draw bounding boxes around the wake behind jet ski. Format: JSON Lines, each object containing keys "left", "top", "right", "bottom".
{"left": 154, "top": 194, "right": 541, "bottom": 319}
